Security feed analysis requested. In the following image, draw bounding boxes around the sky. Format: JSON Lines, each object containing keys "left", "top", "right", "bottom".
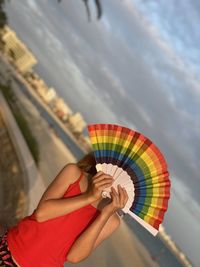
{"left": 4, "top": 0, "right": 200, "bottom": 265}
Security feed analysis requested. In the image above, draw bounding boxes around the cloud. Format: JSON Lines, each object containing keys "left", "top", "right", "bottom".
{"left": 132, "top": 0, "right": 200, "bottom": 87}
{"left": 6, "top": 0, "right": 200, "bottom": 202}
{"left": 172, "top": 177, "right": 200, "bottom": 220}
{"left": 100, "top": 66, "right": 126, "bottom": 97}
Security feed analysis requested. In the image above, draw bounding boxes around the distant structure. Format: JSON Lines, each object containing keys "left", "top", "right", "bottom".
{"left": 0, "top": 25, "right": 88, "bottom": 136}
{"left": 25, "top": 73, "right": 55, "bottom": 106}
{"left": 0, "top": 26, "right": 37, "bottom": 73}
{"left": 159, "top": 225, "right": 193, "bottom": 267}
{"left": 30, "top": 76, "right": 48, "bottom": 100}
{"left": 53, "top": 97, "right": 73, "bottom": 121}
{"left": 68, "top": 112, "right": 86, "bottom": 134}
{"left": 42, "top": 87, "right": 57, "bottom": 105}
{"left": 26, "top": 72, "right": 45, "bottom": 90}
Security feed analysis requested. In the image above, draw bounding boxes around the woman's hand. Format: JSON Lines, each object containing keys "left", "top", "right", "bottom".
{"left": 85, "top": 171, "right": 114, "bottom": 202}
{"left": 102, "top": 185, "right": 129, "bottom": 216}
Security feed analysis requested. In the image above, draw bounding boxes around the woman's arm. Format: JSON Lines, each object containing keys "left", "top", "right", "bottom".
{"left": 66, "top": 185, "right": 128, "bottom": 263}
{"left": 35, "top": 193, "right": 95, "bottom": 223}
{"left": 34, "top": 164, "right": 91, "bottom": 222}
{"left": 66, "top": 210, "right": 120, "bottom": 263}
{"left": 34, "top": 165, "right": 114, "bottom": 222}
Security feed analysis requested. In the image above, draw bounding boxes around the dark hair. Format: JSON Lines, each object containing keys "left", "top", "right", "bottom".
{"left": 77, "top": 151, "right": 97, "bottom": 176}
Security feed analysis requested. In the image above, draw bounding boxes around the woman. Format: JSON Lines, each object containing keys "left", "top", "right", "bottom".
{"left": 0, "top": 152, "right": 128, "bottom": 267}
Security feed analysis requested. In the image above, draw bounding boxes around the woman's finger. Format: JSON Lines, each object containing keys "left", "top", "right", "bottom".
{"left": 121, "top": 187, "right": 129, "bottom": 207}
{"left": 123, "top": 188, "right": 129, "bottom": 203}
{"left": 111, "top": 186, "right": 118, "bottom": 197}
{"left": 117, "top": 185, "right": 125, "bottom": 207}
{"left": 111, "top": 186, "right": 120, "bottom": 206}
{"left": 98, "top": 181, "right": 114, "bottom": 191}
{"left": 92, "top": 171, "right": 104, "bottom": 179}
{"left": 117, "top": 185, "right": 129, "bottom": 208}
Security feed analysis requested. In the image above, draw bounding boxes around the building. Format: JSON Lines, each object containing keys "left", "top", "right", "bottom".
{"left": 1, "top": 26, "right": 37, "bottom": 73}
{"left": 26, "top": 74, "right": 50, "bottom": 102}
{"left": 37, "top": 85, "right": 48, "bottom": 100}
{"left": 28, "top": 77, "right": 48, "bottom": 100}
{"left": 42, "top": 87, "right": 57, "bottom": 104}
{"left": 53, "top": 97, "right": 73, "bottom": 120}
{"left": 68, "top": 112, "right": 87, "bottom": 133}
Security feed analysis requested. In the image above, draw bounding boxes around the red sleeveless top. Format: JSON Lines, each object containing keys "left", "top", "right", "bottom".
{"left": 6, "top": 172, "right": 100, "bottom": 267}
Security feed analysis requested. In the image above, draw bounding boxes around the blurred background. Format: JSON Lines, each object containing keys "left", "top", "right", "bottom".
{"left": 0, "top": 1, "right": 199, "bottom": 267}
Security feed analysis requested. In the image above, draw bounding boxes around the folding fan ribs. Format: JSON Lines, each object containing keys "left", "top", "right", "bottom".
{"left": 87, "top": 124, "right": 171, "bottom": 236}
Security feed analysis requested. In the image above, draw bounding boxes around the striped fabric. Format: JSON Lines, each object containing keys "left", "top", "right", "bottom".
{"left": 0, "top": 230, "right": 18, "bottom": 267}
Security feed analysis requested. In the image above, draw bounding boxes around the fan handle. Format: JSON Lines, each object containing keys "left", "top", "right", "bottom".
{"left": 102, "top": 191, "right": 109, "bottom": 198}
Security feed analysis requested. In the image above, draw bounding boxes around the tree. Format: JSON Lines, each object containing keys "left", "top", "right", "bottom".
{"left": 0, "top": 0, "right": 7, "bottom": 28}
{"left": 58, "top": 0, "right": 103, "bottom": 21}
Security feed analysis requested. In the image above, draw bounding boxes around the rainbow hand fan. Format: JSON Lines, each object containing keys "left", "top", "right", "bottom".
{"left": 87, "top": 124, "right": 171, "bottom": 236}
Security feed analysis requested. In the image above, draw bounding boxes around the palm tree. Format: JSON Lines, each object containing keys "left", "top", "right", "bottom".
{"left": 58, "top": 0, "right": 103, "bottom": 21}
{"left": 0, "top": 0, "right": 8, "bottom": 28}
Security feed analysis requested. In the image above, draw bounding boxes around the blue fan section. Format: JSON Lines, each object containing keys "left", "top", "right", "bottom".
{"left": 93, "top": 149, "right": 151, "bottom": 212}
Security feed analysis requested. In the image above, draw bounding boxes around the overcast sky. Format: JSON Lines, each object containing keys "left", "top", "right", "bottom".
{"left": 5, "top": 0, "right": 200, "bottom": 265}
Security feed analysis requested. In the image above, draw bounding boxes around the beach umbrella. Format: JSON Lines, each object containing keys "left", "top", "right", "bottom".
{"left": 87, "top": 124, "right": 171, "bottom": 236}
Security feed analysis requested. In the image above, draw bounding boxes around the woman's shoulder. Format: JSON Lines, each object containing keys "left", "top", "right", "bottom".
{"left": 63, "top": 162, "right": 80, "bottom": 171}
{"left": 62, "top": 163, "right": 84, "bottom": 183}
